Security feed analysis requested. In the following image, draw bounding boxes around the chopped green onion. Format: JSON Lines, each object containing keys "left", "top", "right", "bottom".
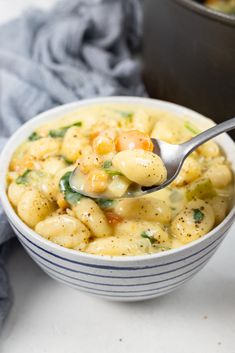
{"left": 16, "top": 169, "right": 31, "bottom": 185}
{"left": 193, "top": 208, "right": 204, "bottom": 223}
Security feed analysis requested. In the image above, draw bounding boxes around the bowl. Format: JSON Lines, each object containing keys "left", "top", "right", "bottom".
{"left": 0, "top": 97, "right": 235, "bottom": 302}
{"left": 143, "top": 0, "right": 235, "bottom": 140}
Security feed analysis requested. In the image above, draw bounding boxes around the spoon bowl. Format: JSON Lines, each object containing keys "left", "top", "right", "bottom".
{"left": 70, "top": 117, "right": 235, "bottom": 199}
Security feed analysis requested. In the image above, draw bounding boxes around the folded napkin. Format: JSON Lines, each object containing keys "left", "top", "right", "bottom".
{"left": 0, "top": 0, "right": 144, "bottom": 329}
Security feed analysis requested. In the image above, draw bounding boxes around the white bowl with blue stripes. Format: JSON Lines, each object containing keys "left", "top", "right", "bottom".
{"left": 1, "top": 97, "right": 235, "bottom": 302}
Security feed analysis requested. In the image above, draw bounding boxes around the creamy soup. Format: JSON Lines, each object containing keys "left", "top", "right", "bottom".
{"left": 7, "top": 104, "right": 234, "bottom": 256}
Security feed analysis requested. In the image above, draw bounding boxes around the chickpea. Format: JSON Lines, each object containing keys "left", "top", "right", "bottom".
{"left": 86, "top": 169, "right": 108, "bottom": 193}
{"left": 79, "top": 154, "right": 102, "bottom": 174}
{"left": 92, "top": 135, "right": 115, "bottom": 155}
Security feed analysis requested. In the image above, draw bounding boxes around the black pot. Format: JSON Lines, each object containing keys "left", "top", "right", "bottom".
{"left": 143, "top": 0, "right": 235, "bottom": 139}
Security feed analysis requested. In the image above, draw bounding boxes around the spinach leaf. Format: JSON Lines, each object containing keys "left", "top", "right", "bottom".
{"left": 102, "top": 160, "right": 123, "bottom": 176}
{"left": 59, "top": 171, "right": 82, "bottom": 205}
{"left": 16, "top": 169, "right": 31, "bottom": 185}
{"left": 49, "top": 121, "right": 82, "bottom": 138}
{"left": 97, "top": 199, "right": 114, "bottom": 209}
{"left": 28, "top": 132, "right": 41, "bottom": 141}
{"left": 105, "top": 170, "right": 123, "bottom": 176}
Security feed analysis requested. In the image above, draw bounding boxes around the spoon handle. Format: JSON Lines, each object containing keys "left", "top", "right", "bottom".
{"left": 182, "top": 117, "right": 235, "bottom": 155}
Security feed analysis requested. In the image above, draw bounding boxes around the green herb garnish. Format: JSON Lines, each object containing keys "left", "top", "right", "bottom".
{"left": 16, "top": 169, "right": 31, "bottom": 185}
{"left": 193, "top": 209, "right": 205, "bottom": 223}
{"left": 59, "top": 171, "right": 82, "bottom": 205}
{"left": 97, "top": 199, "right": 114, "bottom": 209}
{"left": 49, "top": 121, "right": 82, "bottom": 138}
{"left": 184, "top": 121, "right": 200, "bottom": 135}
{"left": 28, "top": 132, "right": 41, "bottom": 141}
{"left": 141, "top": 230, "right": 155, "bottom": 244}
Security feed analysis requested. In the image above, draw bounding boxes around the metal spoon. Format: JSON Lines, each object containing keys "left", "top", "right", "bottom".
{"left": 70, "top": 117, "right": 235, "bottom": 199}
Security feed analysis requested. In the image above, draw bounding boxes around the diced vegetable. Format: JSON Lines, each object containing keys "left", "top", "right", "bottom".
{"left": 105, "top": 212, "right": 123, "bottom": 225}
{"left": 185, "top": 178, "right": 217, "bottom": 201}
{"left": 115, "top": 130, "right": 154, "bottom": 152}
{"left": 92, "top": 135, "right": 115, "bottom": 155}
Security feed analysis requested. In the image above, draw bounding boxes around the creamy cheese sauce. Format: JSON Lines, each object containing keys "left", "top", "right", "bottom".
{"left": 7, "top": 104, "right": 234, "bottom": 256}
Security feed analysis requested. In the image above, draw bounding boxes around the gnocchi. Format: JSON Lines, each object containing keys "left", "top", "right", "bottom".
{"left": 35, "top": 215, "right": 90, "bottom": 251}
{"left": 112, "top": 150, "right": 167, "bottom": 187}
{"left": 171, "top": 199, "right": 215, "bottom": 243}
{"left": 7, "top": 103, "right": 234, "bottom": 256}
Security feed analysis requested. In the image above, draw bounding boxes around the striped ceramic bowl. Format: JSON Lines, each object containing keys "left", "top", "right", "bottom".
{"left": 0, "top": 97, "right": 234, "bottom": 302}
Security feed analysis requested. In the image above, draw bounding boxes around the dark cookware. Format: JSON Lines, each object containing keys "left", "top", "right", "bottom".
{"left": 143, "top": 0, "right": 235, "bottom": 139}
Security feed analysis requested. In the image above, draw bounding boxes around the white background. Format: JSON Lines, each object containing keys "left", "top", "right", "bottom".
{"left": 0, "top": 1, "right": 235, "bottom": 352}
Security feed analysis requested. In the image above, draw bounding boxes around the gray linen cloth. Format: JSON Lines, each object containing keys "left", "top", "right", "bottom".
{"left": 0, "top": 0, "right": 144, "bottom": 329}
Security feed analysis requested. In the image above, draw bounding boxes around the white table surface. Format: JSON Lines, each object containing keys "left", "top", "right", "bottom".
{"left": 1, "top": 2, "right": 235, "bottom": 353}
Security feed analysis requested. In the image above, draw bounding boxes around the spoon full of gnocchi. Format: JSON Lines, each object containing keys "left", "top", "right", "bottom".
{"left": 69, "top": 117, "right": 235, "bottom": 199}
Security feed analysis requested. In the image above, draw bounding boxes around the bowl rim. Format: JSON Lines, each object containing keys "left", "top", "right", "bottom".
{"left": 172, "top": 0, "right": 235, "bottom": 26}
{"left": 0, "top": 96, "right": 235, "bottom": 263}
